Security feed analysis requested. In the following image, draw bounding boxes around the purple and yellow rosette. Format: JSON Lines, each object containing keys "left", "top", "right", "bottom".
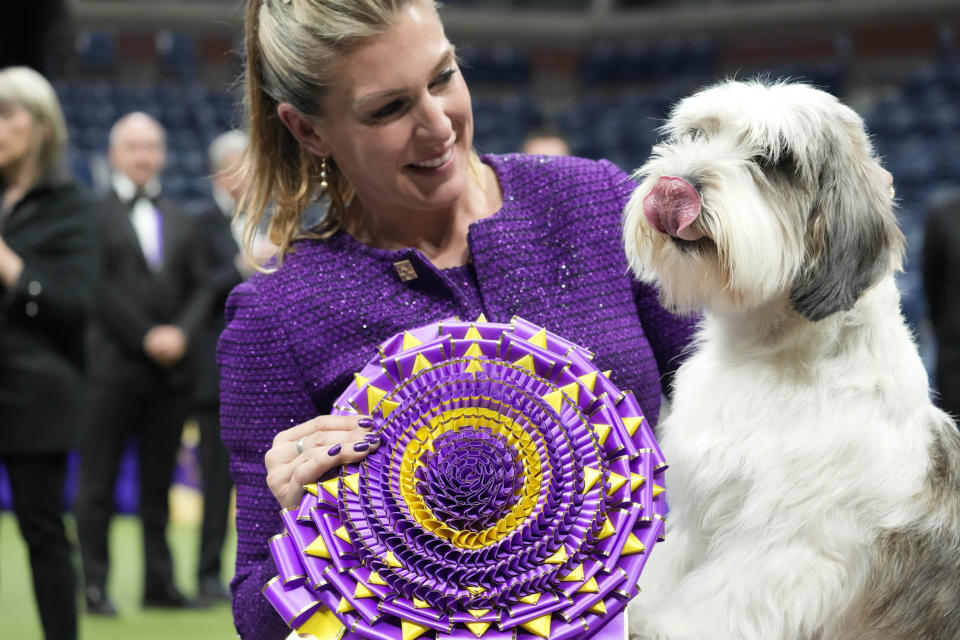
{"left": 264, "top": 315, "right": 667, "bottom": 640}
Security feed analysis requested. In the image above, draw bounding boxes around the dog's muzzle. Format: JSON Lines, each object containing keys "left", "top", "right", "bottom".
{"left": 642, "top": 176, "right": 704, "bottom": 241}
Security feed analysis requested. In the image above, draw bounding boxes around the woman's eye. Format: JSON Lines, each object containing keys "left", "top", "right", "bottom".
{"left": 431, "top": 69, "right": 456, "bottom": 88}
{"left": 370, "top": 100, "right": 404, "bottom": 120}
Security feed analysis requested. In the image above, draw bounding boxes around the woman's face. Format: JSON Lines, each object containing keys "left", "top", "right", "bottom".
{"left": 0, "top": 102, "right": 38, "bottom": 173}
{"left": 312, "top": 3, "right": 474, "bottom": 217}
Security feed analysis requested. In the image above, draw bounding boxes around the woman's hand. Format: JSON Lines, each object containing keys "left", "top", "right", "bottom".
{"left": 265, "top": 414, "right": 381, "bottom": 509}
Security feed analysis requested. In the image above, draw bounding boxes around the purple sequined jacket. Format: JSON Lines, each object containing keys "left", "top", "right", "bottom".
{"left": 218, "top": 154, "right": 698, "bottom": 638}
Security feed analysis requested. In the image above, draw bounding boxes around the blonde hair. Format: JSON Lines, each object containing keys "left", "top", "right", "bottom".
{"left": 238, "top": 0, "right": 439, "bottom": 259}
{"left": 0, "top": 66, "right": 68, "bottom": 182}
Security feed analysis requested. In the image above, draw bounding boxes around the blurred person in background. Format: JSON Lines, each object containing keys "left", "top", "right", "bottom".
{"left": 520, "top": 125, "right": 571, "bottom": 157}
{"left": 0, "top": 65, "right": 99, "bottom": 640}
{"left": 218, "top": 1, "right": 697, "bottom": 637}
{"left": 74, "top": 111, "right": 206, "bottom": 614}
{"left": 923, "top": 190, "right": 960, "bottom": 422}
{"left": 190, "top": 129, "right": 275, "bottom": 607}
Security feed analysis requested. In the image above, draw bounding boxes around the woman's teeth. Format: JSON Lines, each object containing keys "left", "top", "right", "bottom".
{"left": 412, "top": 148, "right": 453, "bottom": 168}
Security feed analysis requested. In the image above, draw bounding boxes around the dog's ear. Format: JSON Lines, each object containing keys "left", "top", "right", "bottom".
{"left": 789, "top": 132, "right": 904, "bottom": 322}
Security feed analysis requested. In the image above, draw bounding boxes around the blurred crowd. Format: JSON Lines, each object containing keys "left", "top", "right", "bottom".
{"left": 0, "top": 65, "right": 275, "bottom": 640}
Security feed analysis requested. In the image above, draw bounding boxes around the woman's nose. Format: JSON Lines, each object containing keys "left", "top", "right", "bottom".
{"left": 415, "top": 94, "right": 453, "bottom": 141}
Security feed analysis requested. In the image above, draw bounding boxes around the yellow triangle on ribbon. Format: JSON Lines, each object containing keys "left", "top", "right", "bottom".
{"left": 621, "top": 416, "right": 644, "bottom": 437}
{"left": 465, "top": 325, "right": 483, "bottom": 340}
{"left": 402, "top": 332, "right": 422, "bottom": 351}
{"left": 622, "top": 532, "right": 647, "bottom": 555}
{"left": 413, "top": 598, "right": 431, "bottom": 609}
{"left": 631, "top": 473, "right": 646, "bottom": 493}
{"left": 542, "top": 389, "right": 564, "bottom": 415}
{"left": 354, "top": 582, "right": 376, "bottom": 599}
{"left": 368, "top": 571, "right": 387, "bottom": 586}
{"left": 593, "top": 423, "right": 611, "bottom": 446}
{"left": 559, "top": 563, "right": 584, "bottom": 582}
{"left": 321, "top": 477, "right": 340, "bottom": 498}
{"left": 465, "top": 359, "right": 484, "bottom": 374}
{"left": 303, "top": 483, "right": 318, "bottom": 497}
{"left": 336, "top": 597, "right": 354, "bottom": 614}
{"left": 467, "top": 609, "right": 490, "bottom": 619}
{"left": 401, "top": 619, "right": 431, "bottom": 640}
{"left": 296, "top": 606, "right": 346, "bottom": 640}
{"left": 464, "top": 342, "right": 484, "bottom": 358}
{"left": 385, "top": 551, "right": 402, "bottom": 568}
{"left": 583, "top": 467, "right": 602, "bottom": 493}
{"left": 466, "top": 621, "right": 491, "bottom": 638}
{"left": 559, "top": 381, "right": 580, "bottom": 404}
{"left": 380, "top": 398, "right": 401, "bottom": 416}
{"left": 513, "top": 354, "right": 536, "bottom": 374}
{"left": 520, "top": 613, "right": 553, "bottom": 638}
{"left": 466, "top": 586, "right": 485, "bottom": 595}
{"left": 334, "top": 526, "right": 351, "bottom": 543}
{"left": 652, "top": 484, "right": 666, "bottom": 498}
{"left": 607, "top": 471, "right": 628, "bottom": 496}
{"left": 588, "top": 599, "right": 607, "bottom": 615}
{"left": 597, "top": 517, "right": 615, "bottom": 541}
{"left": 411, "top": 353, "right": 432, "bottom": 374}
{"left": 577, "top": 577, "right": 599, "bottom": 594}
{"left": 578, "top": 371, "right": 598, "bottom": 392}
{"left": 366, "top": 386, "right": 387, "bottom": 412}
{"left": 354, "top": 372, "right": 369, "bottom": 389}
{"left": 342, "top": 473, "right": 360, "bottom": 495}
{"left": 475, "top": 313, "right": 488, "bottom": 323}
{"left": 516, "top": 592, "right": 541, "bottom": 605}
{"left": 304, "top": 534, "right": 331, "bottom": 559}
{"left": 602, "top": 370, "right": 612, "bottom": 378}
{"left": 544, "top": 546, "right": 568, "bottom": 564}
{"left": 527, "top": 328, "right": 547, "bottom": 349}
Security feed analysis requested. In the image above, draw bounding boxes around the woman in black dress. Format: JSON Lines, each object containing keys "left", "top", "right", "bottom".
{"left": 0, "top": 66, "right": 99, "bottom": 640}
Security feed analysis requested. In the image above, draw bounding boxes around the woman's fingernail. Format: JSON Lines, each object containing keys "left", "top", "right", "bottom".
{"left": 357, "top": 417, "right": 375, "bottom": 429}
{"left": 353, "top": 442, "right": 370, "bottom": 453}
{"left": 327, "top": 444, "right": 342, "bottom": 456}
{"left": 364, "top": 433, "right": 382, "bottom": 445}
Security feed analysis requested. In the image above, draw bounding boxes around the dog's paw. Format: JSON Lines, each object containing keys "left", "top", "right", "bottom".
{"left": 629, "top": 611, "right": 697, "bottom": 640}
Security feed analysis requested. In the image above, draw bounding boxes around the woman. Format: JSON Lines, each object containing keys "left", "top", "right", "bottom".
{"left": 0, "top": 66, "right": 99, "bottom": 640}
{"left": 219, "top": 1, "right": 698, "bottom": 638}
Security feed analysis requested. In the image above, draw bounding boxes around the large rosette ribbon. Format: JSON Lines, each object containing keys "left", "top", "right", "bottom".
{"left": 264, "top": 316, "right": 667, "bottom": 640}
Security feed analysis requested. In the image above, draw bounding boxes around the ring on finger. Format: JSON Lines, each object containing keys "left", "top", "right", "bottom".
{"left": 296, "top": 436, "right": 306, "bottom": 455}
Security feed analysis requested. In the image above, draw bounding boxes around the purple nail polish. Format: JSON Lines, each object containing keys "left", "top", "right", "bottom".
{"left": 353, "top": 442, "right": 370, "bottom": 453}
{"left": 364, "top": 433, "right": 382, "bottom": 445}
{"left": 357, "top": 417, "right": 375, "bottom": 429}
{"left": 327, "top": 444, "right": 342, "bottom": 456}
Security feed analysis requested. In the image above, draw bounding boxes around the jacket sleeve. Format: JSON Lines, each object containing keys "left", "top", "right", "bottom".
{"left": 218, "top": 277, "right": 320, "bottom": 640}
{"left": 598, "top": 159, "right": 700, "bottom": 397}
{"left": 178, "top": 212, "right": 244, "bottom": 339}
{"left": 1, "top": 188, "right": 100, "bottom": 334}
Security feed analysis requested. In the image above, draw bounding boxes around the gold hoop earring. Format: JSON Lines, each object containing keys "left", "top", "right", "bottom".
{"left": 320, "top": 157, "right": 329, "bottom": 192}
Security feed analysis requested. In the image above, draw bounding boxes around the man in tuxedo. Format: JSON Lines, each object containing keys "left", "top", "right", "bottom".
{"left": 75, "top": 112, "right": 205, "bottom": 614}
{"left": 190, "top": 129, "right": 276, "bottom": 606}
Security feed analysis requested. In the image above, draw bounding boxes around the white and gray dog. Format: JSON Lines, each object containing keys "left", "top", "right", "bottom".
{"left": 622, "top": 79, "right": 960, "bottom": 640}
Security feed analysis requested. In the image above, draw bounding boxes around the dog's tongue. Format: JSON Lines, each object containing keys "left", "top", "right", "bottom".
{"left": 642, "top": 176, "right": 704, "bottom": 241}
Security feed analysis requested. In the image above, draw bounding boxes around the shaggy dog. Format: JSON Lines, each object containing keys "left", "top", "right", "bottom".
{"left": 622, "top": 80, "right": 960, "bottom": 640}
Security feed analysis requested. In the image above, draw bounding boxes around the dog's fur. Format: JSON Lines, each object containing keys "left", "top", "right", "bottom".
{"left": 622, "top": 80, "right": 960, "bottom": 640}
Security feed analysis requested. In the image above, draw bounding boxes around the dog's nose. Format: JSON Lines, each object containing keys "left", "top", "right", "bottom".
{"left": 642, "top": 176, "right": 704, "bottom": 241}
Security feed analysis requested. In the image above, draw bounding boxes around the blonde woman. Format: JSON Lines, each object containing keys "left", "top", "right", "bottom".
{"left": 219, "top": 1, "right": 698, "bottom": 637}
{"left": 0, "top": 66, "right": 98, "bottom": 640}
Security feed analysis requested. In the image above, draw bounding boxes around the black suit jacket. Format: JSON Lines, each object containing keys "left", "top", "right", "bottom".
{"left": 0, "top": 178, "right": 100, "bottom": 453}
{"left": 190, "top": 202, "right": 244, "bottom": 406}
{"left": 86, "top": 189, "right": 208, "bottom": 389}
{"left": 923, "top": 192, "right": 960, "bottom": 413}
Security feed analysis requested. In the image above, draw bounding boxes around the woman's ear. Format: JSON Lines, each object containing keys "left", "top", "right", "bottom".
{"left": 276, "top": 103, "right": 329, "bottom": 157}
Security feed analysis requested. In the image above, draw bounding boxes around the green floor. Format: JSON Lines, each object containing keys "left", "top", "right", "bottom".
{"left": 0, "top": 512, "right": 238, "bottom": 640}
